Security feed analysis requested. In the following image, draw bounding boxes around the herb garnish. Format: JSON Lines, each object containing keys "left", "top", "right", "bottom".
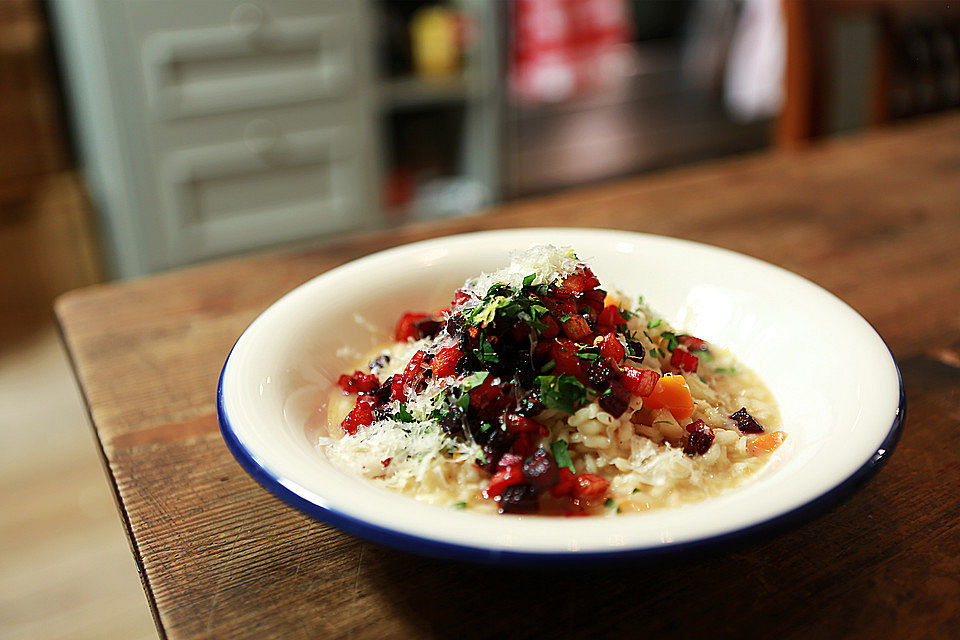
{"left": 647, "top": 318, "right": 662, "bottom": 329}
{"left": 393, "top": 403, "right": 416, "bottom": 422}
{"left": 550, "top": 439, "right": 576, "bottom": 473}
{"left": 536, "top": 374, "right": 588, "bottom": 414}
{"left": 661, "top": 331, "right": 679, "bottom": 351}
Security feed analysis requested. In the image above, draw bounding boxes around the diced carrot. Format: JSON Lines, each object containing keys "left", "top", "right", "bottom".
{"left": 642, "top": 374, "right": 695, "bottom": 421}
{"left": 747, "top": 430, "right": 787, "bottom": 455}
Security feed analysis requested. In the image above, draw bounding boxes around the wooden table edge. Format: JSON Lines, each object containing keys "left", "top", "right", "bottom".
{"left": 53, "top": 303, "right": 169, "bottom": 640}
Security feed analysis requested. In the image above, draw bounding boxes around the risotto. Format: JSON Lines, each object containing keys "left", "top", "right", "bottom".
{"left": 321, "top": 246, "right": 785, "bottom": 516}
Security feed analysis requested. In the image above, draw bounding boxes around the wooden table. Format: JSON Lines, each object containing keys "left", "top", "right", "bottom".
{"left": 57, "top": 114, "right": 960, "bottom": 639}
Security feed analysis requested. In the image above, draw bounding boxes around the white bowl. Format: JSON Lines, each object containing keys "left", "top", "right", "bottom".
{"left": 218, "top": 228, "right": 903, "bottom": 564}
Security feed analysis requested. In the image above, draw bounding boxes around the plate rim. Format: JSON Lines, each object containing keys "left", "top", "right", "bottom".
{"left": 216, "top": 228, "right": 906, "bottom": 565}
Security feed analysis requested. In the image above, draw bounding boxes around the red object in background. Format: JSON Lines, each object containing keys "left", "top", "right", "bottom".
{"left": 384, "top": 166, "right": 415, "bottom": 212}
{"left": 509, "top": 0, "right": 632, "bottom": 104}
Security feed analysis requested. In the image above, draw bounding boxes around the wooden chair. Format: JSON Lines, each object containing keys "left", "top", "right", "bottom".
{"left": 778, "top": 0, "right": 960, "bottom": 148}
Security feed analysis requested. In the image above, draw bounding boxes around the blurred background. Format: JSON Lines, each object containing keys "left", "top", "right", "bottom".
{"left": 1, "top": 1, "right": 957, "bottom": 638}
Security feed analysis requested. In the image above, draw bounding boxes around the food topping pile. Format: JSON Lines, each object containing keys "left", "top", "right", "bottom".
{"left": 328, "top": 247, "right": 784, "bottom": 515}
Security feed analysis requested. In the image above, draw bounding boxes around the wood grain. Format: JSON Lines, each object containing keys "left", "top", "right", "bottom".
{"left": 57, "top": 113, "right": 960, "bottom": 639}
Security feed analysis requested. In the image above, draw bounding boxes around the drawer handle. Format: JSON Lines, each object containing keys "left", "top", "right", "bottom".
{"left": 230, "top": 3, "right": 270, "bottom": 40}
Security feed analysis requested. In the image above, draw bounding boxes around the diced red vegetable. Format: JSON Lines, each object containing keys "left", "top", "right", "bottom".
{"left": 683, "top": 419, "right": 715, "bottom": 456}
{"left": 551, "top": 338, "right": 583, "bottom": 378}
{"left": 598, "top": 305, "right": 626, "bottom": 329}
{"left": 451, "top": 289, "right": 476, "bottom": 307}
{"left": 341, "top": 395, "right": 376, "bottom": 435}
{"left": 539, "top": 314, "right": 561, "bottom": 339}
{"left": 579, "top": 288, "right": 606, "bottom": 313}
{"left": 620, "top": 366, "right": 661, "bottom": 397}
{"left": 598, "top": 333, "right": 626, "bottom": 364}
{"left": 503, "top": 413, "right": 541, "bottom": 434}
{"left": 391, "top": 350, "right": 426, "bottom": 400}
{"left": 670, "top": 348, "right": 700, "bottom": 373}
{"left": 484, "top": 464, "right": 524, "bottom": 499}
{"left": 512, "top": 432, "right": 534, "bottom": 458}
{"left": 430, "top": 346, "right": 463, "bottom": 379}
{"left": 678, "top": 334, "right": 708, "bottom": 351}
{"left": 468, "top": 375, "right": 502, "bottom": 409}
{"left": 572, "top": 473, "right": 609, "bottom": 498}
{"left": 550, "top": 467, "right": 576, "bottom": 497}
{"left": 562, "top": 314, "right": 592, "bottom": 341}
{"left": 337, "top": 370, "right": 379, "bottom": 394}
{"left": 394, "top": 312, "right": 429, "bottom": 342}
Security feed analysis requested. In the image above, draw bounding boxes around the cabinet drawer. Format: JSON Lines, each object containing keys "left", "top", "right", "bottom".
{"left": 159, "top": 121, "right": 361, "bottom": 261}
{"left": 123, "top": 0, "right": 358, "bottom": 119}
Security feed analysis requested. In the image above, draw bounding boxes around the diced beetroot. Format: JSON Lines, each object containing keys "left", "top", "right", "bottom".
{"left": 597, "top": 379, "right": 631, "bottom": 418}
{"left": 731, "top": 407, "right": 765, "bottom": 433}
{"left": 503, "top": 413, "right": 541, "bottom": 434}
{"left": 598, "top": 305, "right": 626, "bottom": 328}
{"left": 579, "top": 288, "right": 606, "bottom": 313}
{"left": 341, "top": 395, "right": 376, "bottom": 434}
{"left": 430, "top": 346, "right": 462, "bottom": 379}
{"left": 451, "top": 289, "right": 476, "bottom": 307}
{"left": 411, "top": 317, "right": 443, "bottom": 339}
{"left": 394, "top": 312, "right": 429, "bottom": 342}
{"left": 512, "top": 432, "right": 534, "bottom": 458}
{"left": 562, "top": 315, "right": 592, "bottom": 341}
{"left": 678, "top": 334, "right": 708, "bottom": 351}
{"left": 598, "top": 333, "right": 626, "bottom": 364}
{"left": 484, "top": 464, "right": 524, "bottom": 499}
{"left": 539, "top": 314, "right": 561, "bottom": 339}
{"left": 555, "top": 272, "right": 587, "bottom": 298}
{"left": 670, "top": 348, "right": 699, "bottom": 373}
{"left": 683, "top": 419, "right": 715, "bottom": 456}
{"left": 468, "top": 376, "right": 502, "bottom": 409}
{"left": 391, "top": 350, "right": 426, "bottom": 401}
{"left": 337, "top": 370, "right": 379, "bottom": 394}
{"left": 522, "top": 448, "right": 560, "bottom": 490}
{"left": 550, "top": 467, "right": 576, "bottom": 497}
{"left": 551, "top": 339, "right": 583, "bottom": 378}
{"left": 620, "top": 366, "right": 660, "bottom": 397}
{"left": 497, "top": 483, "right": 539, "bottom": 513}
{"left": 498, "top": 453, "right": 523, "bottom": 469}
{"left": 572, "top": 473, "right": 609, "bottom": 498}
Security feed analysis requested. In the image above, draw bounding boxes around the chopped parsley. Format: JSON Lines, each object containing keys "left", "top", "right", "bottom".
{"left": 393, "top": 403, "right": 416, "bottom": 422}
{"left": 714, "top": 366, "right": 737, "bottom": 374}
{"left": 453, "top": 502, "right": 467, "bottom": 509}
{"left": 536, "top": 374, "right": 588, "bottom": 414}
{"left": 632, "top": 488, "right": 640, "bottom": 494}
{"left": 522, "top": 273, "right": 536, "bottom": 286}
{"left": 476, "top": 339, "right": 499, "bottom": 363}
{"left": 604, "top": 498, "right": 616, "bottom": 508}
{"left": 661, "top": 331, "right": 679, "bottom": 351}
{"left": 647, "top": 318, "right": 662, "bottom": 329}
{"left": 461, "top": 371, "right": 489, "bottom": 389}
{"left": 550, "top": 439, "right": 576, "bottom": 473}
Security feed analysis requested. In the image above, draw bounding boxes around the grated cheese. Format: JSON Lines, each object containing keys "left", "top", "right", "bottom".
{"left": 459, "top": 245, "right": 582, "bottom": 304}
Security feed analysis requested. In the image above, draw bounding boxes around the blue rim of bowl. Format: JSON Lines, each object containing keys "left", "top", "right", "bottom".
{"left": 217, "top": 343, "right": 904, "bottom": 567}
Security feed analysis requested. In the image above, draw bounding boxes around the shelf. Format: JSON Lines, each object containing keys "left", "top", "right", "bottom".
{"left": 377, "top": 75, "right": 474, "bottom": 109}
